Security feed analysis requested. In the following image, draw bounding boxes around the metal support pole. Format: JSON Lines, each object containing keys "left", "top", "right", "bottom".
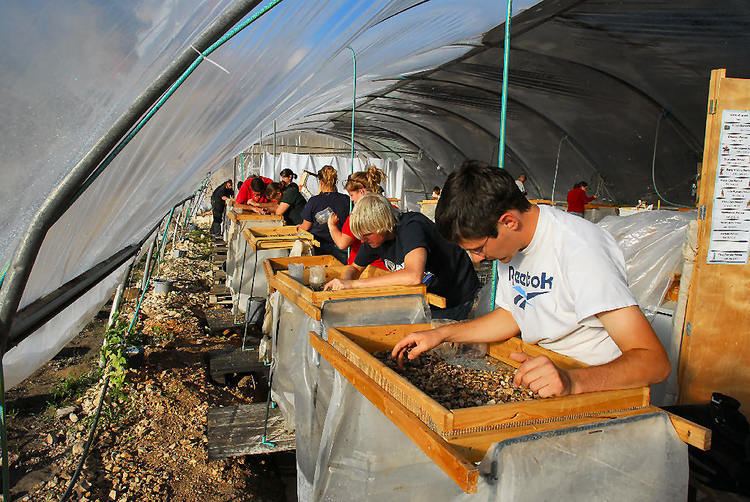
{"left": 154, "top": 208, "right": 175, "bottom": 278}
{"left": 491, "top": 0, "right": 514, "bottom": 310}
{"left": 108, "top": 260, "right": 135, "bottom": 329}
{"left": 551, "top": 135, "right": 568, "bottom": 205}
{"left": 171, "top": 203, "right": 184, "bottom": 249}
{"left": 347, "top": 46, "right": 357, "bottom": 176}
{"left": 273, "top": 120, "right": 277, "bottom": 174}
{"left": 497, "top": 0, "right": 513, "bottom": 167}
{"left": 141, "top": 234, "right": 158, "bottom": 292}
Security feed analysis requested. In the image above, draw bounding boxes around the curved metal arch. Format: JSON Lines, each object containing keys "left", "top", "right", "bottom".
{"left": 506, "top": 47, "right": 702, "bottom": 152}
{"left": 333, "top": 109, "right": 471, "bottom": 160}
{"left": 413, "top": 75, "right": 605, "bottom": 180}
{"left": 367, "top": 94, "right": 545, "bottom": 194}
{"left": 315, "top": 128, "right": 430, "bottom": 195}
{"left": 328, "top": 107, "right": 535, "bottom": 181}
{"left": 277, "top": 125, "right": 430, "bottom": 195}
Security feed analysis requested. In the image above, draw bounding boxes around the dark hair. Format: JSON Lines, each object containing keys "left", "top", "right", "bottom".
{"left": 435, "top": 160, "right": 531, "bottom": 242}
{"left": 266, "top": 182, "right": 283, "bottom": 201}
{"left": 279, "top": 168, "right": 297, "bottom": 179}
{"left": 237, "top": 180, "right": 243, "bottom": 189}
{"left": 250, "top": 176, "right": 266, "bottom": 193}
{"left": 432, "top": 186, "right": 441, "bottom": 194}
{"left": 573, "top": 181, "right": 588, "bottom": 189}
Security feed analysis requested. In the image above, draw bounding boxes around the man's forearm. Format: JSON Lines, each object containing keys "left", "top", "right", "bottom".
{"left": 569, "top": 348, "right": 670, "bottom": 394}
{"left": 438, "top": 308, "right": 520, "bottom": 344}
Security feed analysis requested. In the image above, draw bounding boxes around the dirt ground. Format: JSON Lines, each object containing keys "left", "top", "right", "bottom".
{"left": 6, "top": 218, "right": 295, "bottom": 501}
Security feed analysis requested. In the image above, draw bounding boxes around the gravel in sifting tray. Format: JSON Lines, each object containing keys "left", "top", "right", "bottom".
{"left": 373, "top": 350, "right": 538, "bottom": 409}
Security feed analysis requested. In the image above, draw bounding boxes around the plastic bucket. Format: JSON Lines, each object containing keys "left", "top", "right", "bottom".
{"left": 124, "top": 345, "right": 145, "bottom": 369}
{"left": 152, "top": 278, "right": 173, "bottom": 295}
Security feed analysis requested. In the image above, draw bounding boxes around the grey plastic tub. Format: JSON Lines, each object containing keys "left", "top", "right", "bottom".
{"left": 152, "top": 278, "right": 173, "bottom": 295}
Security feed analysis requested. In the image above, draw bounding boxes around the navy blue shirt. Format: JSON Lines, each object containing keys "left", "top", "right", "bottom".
{"left": 354, "top": 212, "right": 479, "bottom": 308}
{"left": 301, "top": 191, "right": 351, "bottom": 250}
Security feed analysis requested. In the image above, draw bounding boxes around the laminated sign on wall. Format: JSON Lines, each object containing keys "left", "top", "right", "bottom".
{"left": 707, "top": 110, "right": 750, "bottom": 264}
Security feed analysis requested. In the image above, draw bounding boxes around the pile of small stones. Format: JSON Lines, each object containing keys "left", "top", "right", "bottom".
{"left": 374, "top": 351, "right": 537, "bottom": 409}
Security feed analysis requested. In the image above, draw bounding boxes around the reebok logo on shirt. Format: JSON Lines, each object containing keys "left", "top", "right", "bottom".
{"left": 508, "top": 266, "right": 553, "bottom": 310}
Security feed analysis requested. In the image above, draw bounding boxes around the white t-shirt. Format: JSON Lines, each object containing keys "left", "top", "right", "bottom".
{"left": 515, "top": 180, "right": 526, "bottom": 194}
{"left": 495, "top": 205, "right": 636, "bottom": 365}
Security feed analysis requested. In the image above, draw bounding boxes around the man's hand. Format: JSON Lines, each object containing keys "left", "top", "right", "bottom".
{"left": 324, "top": 278, "right": 352, "bottom": 291}
{"left": 327, "top": 213, "right": 339, "bottom": 228}
{"left": 511, "top": 352, "right": 573, "bottom": 398}
{"left": 391, "top": 329, "right": 447, "bottom": 365}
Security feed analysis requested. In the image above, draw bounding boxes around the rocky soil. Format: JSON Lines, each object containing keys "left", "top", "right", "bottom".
{"left": 6, "top": 216, "right": 294, "bottom": 501}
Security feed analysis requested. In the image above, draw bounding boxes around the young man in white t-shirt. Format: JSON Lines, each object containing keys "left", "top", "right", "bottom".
{"left": 392, "top": 161, "right": 670, "bottom": 398}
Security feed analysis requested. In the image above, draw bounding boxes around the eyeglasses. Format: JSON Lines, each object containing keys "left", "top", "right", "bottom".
{"left": 466, "top": 236, "right": 490, "bottom": 256}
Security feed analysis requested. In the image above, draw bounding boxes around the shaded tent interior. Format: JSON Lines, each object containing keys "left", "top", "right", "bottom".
{"left": 278, "top": 0, "right": 750, "bottom": 205}
{"left": 1, "top": 0, "right": 749, "bottom": 388}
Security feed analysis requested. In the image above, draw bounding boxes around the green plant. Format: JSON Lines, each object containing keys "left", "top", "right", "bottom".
{"left": 51, "top": 371, "right": 100, "bottom": 405}
{"left": 100, "top": 314, "right": 130, "bottom": 402}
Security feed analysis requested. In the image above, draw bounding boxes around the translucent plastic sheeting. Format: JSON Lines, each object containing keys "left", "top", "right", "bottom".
{"left": 598, "top": 210, "right": 694, "bottom": 319}
{"left": 303, "top": 375, "right": 687, "bottom": 501}
{"left": 225, "top": 219, "right": 287, "bottom": 309}
{"left": 2, "top": 0, "right": 506, "bottom": 387}
{"left": 296, "top": 295, "right": 431, "bottom": 497}
{"left": 466, "top": 412, "right": 687, "bottom": 501}
{"left": 269, "top": 291, "right": 321, "bottom": 427}
{"left": 2, "top": 263, "right": 129, "bottom": 389}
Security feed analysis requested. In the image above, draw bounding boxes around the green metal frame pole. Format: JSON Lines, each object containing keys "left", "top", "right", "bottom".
{"left": 347, "top": 46, "right": 357, "bottom": 176}
{"left": 346, "top": 46, "right": 357, "bottom": 262}
{"left": 154, "top": 208, "right": 175, "bottom": 278}
{"left": 491, "top": 0, "right": 514, "bottom": 309}
{"left": 0, "top": 359, "right": 9, "bottom": 501}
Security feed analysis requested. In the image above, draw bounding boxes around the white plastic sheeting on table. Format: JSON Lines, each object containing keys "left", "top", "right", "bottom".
{"left": 598, "top": 210, "right": 694, "bottom": 320}
{"left": 224, "top": 216, "right": 286, "bottom": 309}
{"left": 264, "top": 282, "right": 688, "bottom": 499}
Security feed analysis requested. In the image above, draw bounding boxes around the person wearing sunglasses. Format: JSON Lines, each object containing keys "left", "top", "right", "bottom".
{"left": 391, "top": 160, "right": 669, "bottom": 398}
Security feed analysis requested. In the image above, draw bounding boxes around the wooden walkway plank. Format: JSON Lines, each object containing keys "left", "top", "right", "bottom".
{"left": 207, "top": 404, "right": 295, "bottom": 460}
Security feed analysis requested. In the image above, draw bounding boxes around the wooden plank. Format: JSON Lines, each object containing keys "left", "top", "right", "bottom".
{"left": 270, "top": 275, "right": 322, "bottom": 321}
{"left": 666, "top": 411, "right": 711, "bottom": 451}
{"left": 678, "top": 69, "right": 750, "bottom": 409}
{"left": 204, "top": 309, "right": 242, "bottom": 333}
{"left": 310, "top": 333, "right": 479, "bottom": 493}
{"left": 329, "top": 326, "right": 648, "bottom": 437}
{"left": 448, "top": 407, "right": 656, "bottom": 462}
{"left": 208, "top": 348, "right": 266, "bottom": 385}
{"left": 488, "top": 336, "right": 587, "bottom": 371}
{"left": 243, "top": 226, "right": 318, "bottom": 252}
{"left": 449, "top": 387, "right": 649, "bottom": 434}
{"left": 227, "top": 211, "right": 284, "bottom": 223}
{"left": 327, "top": 327, "right": 453, "bottom": 433}
{"left": 207, "top": 403, "right": 295, "bottom": 459}
{"left": 426, "top": 293, "right": 447, "bottom": 308}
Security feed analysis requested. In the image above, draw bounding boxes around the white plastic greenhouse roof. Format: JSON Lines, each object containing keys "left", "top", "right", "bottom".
{"left": 1, "top": 0, "right": 749, "bottom": 387}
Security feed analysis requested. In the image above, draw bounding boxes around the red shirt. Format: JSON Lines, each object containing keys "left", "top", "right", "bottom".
{"left": 235, "top": 176, "right": 273, "bottom": 204}
{"left": 342, "top": 216, "right": 386, "bottom": 270}
{"left": 566, "top": 187, "right": 595, "bottom": 213}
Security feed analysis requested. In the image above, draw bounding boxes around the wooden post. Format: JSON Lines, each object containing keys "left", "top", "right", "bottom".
{"left": 678, "top": 69, "right": 750, "bottom": 410}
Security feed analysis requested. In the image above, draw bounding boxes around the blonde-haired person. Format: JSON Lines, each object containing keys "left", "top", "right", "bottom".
{"left": 324, "top": 194, "right": 480, "bottom": 320}
{"left": 298, "top": 165, "right": 350, "bottom": 264}
{"left": 327, "top": 165, "right": 388, "bottom": 269}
